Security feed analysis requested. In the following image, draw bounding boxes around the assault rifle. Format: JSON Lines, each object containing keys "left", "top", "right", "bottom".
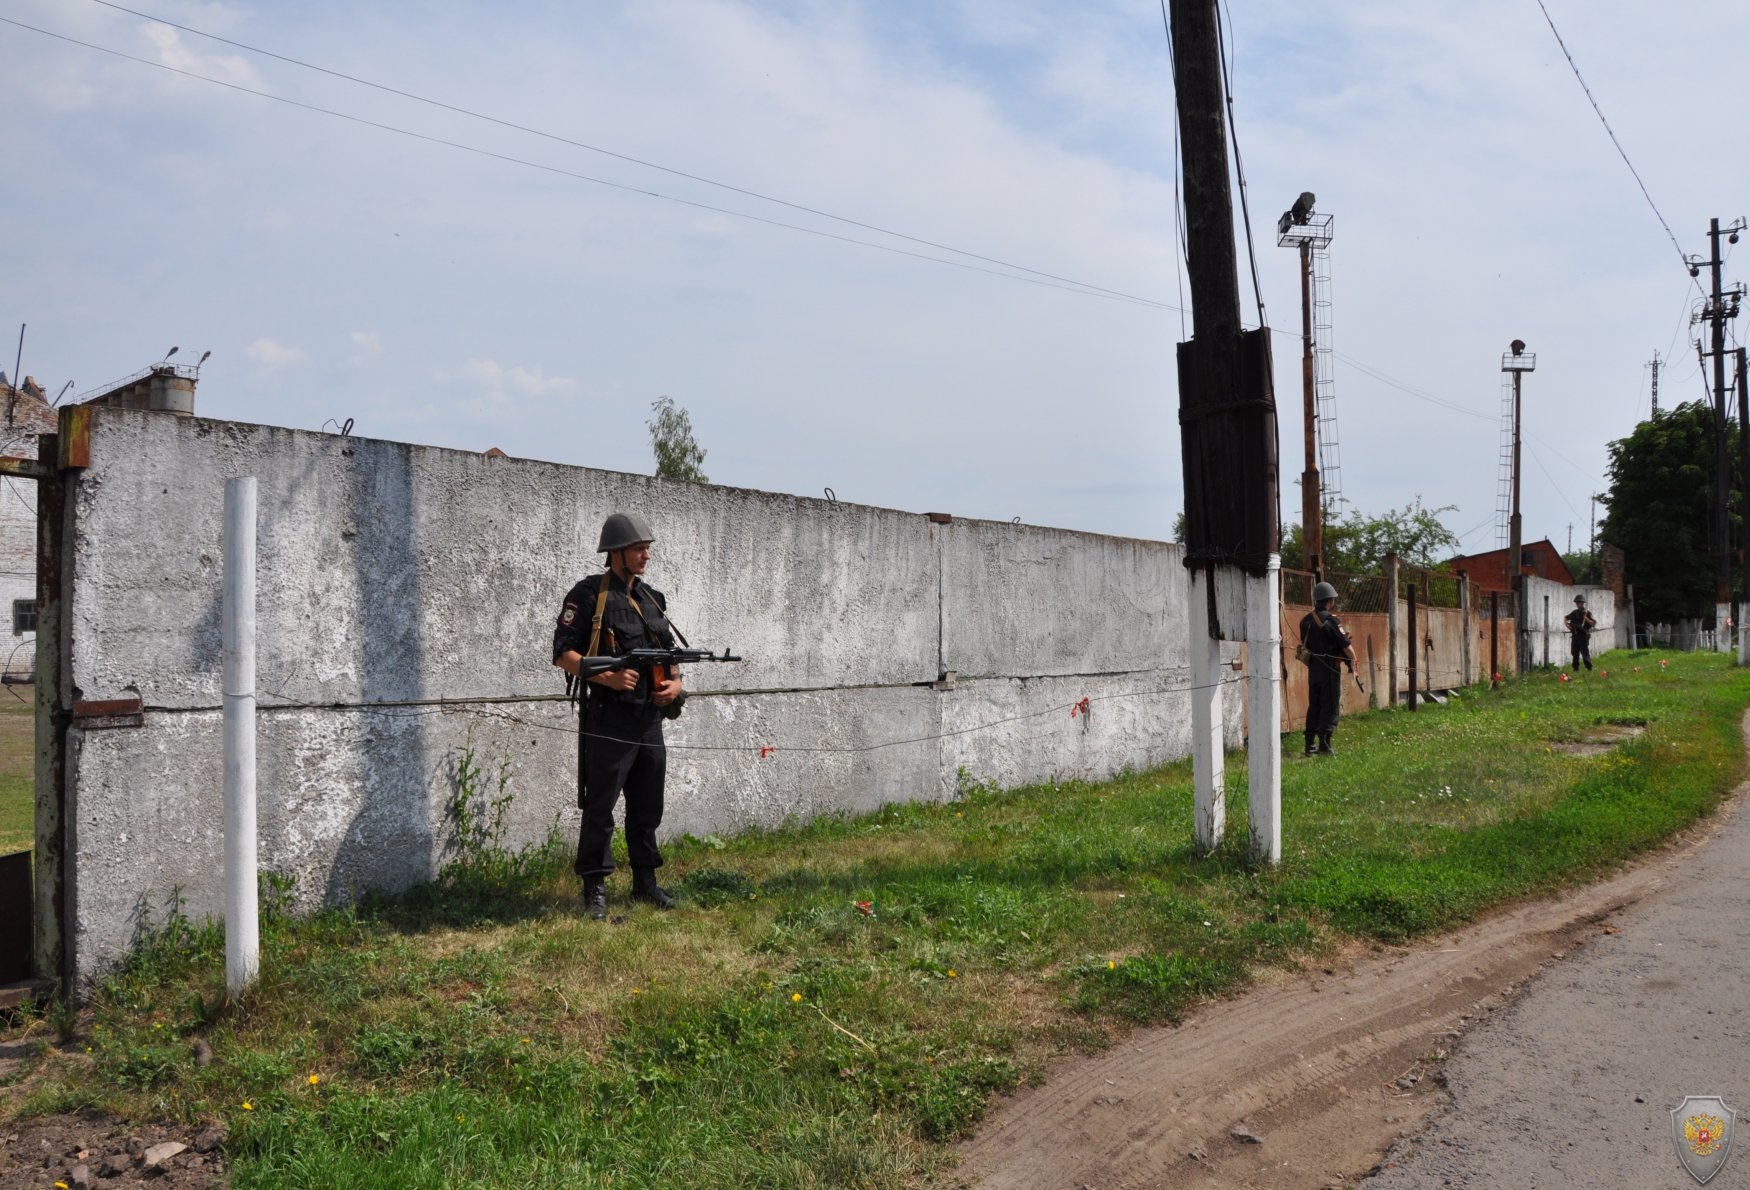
{"left": 573, "top": 647, "right": 743, "bottom": 678}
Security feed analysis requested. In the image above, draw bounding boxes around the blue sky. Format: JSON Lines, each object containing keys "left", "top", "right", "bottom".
{"left": 3, "top": 0, "right": 1745, "bottom": 549}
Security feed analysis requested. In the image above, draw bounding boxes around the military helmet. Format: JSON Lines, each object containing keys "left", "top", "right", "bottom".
{"left": 1312, "top": 581, "right": 1339, "bottom": 603}
{"left": 1574, "top": 594, "right": 1586, "bottom": 605}
{"left": 597, "top": 511, "right": 655, "bottom": 553}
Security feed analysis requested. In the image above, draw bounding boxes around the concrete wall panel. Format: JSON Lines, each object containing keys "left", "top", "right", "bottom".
{"left": 60, "top": 409, "right": 1228, "bottom": 978}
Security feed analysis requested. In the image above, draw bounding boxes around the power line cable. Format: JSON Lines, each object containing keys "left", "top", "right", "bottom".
{"left": 1525, "top": 440, "right": 1587, "bottom": 523}
{"left": 79, "top": 0, "right": 1173, "bottom": 312}
{"left": 1332, "top": 353, "right": 1495, "bottom": 421}
{"left": 0, "top": 14, "right": 1183, "bottom": 311}
{"left": 1531, "top": 0, "right": 1701, "bottom": 296}
{"left": 1214, "top": 0, "right": 1266, "bottom": 327}
{"left": 1158, "top": 0, "right": 1187, "bottom": 341}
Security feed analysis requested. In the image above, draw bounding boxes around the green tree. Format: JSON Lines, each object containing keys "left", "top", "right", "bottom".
{"left": 1280, "top": 497, "right": 1460, "bottom": 574}
{"left": 648, "top": 397, "right": 708, "bottom": 483}
{"left": 1561, "top": 550, "right": 1601, "bottom": 585}
{"left": 1599, "top": 400, "right": 1738, "bottom": 623}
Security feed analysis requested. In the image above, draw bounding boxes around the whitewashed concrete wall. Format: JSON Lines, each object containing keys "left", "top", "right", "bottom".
{"left": 1521, "top": 576, "right": 1615, "bottom": 668}
{"left": 60, "top": 409, "right": 1241, "bottom": 979}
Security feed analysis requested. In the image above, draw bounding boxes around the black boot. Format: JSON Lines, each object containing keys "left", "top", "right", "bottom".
{"left": 630, "top": 868, "right": 675, "bottom": 910}
{"left": 582, "top": 877, "right": 608, "bottom": 921}
{"left": 1316, "top": 733, "right": 1335, "bottom": 756}
{"left": 1304, "top": 732, "right": 1317, "bottom": 758}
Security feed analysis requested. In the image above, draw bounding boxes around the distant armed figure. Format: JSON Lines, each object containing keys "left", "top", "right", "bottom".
{"left": 551, "top": 512, "right": 688, "bottom": 921}
{"left": 1565, "top": 593, "right": 1596, "bottom": 672}
{"left": 1298, "top": 581, "right": 1358, "bottom": 757}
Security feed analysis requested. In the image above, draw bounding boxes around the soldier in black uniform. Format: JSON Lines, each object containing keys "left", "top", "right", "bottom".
{"left": 552, "top": 512, "right": 684, "bottom": 920}
{"left": 1564, "top": 594, "right": 1596, "bottom": 671}
{"left": 1299, "top": 581, "right": 1357, "bottom": 757}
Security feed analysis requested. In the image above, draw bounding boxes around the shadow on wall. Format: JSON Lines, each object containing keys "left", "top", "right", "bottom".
{"left": 326, "top": 440, "right": 435, "bottom": 903}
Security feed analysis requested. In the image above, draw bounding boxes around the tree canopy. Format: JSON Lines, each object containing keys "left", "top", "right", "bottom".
{"left": 1281, "top": 498, "right": 1461, "bottom": 575}
{"left": 648, "top": 396, "right": 708, "bottom": 483}
{"left": 1599, "top": 400, "right": 1738, "bottom": 623}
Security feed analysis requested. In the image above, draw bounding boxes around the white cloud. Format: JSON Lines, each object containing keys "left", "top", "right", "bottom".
{"left": 350, "top": 331, "right": 382, "bottom": 353}
{"left": 246, "top": 338, "right": 304, "bottom": 366}
{"left": 461, "top": 360, "right": 575, "bottom": 402}
{"left": 140, "top": 23, "right": 259, "bottom": 88}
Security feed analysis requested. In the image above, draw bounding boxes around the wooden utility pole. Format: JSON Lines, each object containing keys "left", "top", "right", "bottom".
{"left": 1170, "top": 0, "right": 1281, "bottom": 865}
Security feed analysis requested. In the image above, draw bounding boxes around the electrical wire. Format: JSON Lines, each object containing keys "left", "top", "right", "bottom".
{"left": 1214, "top": 0, "right": 1266, "bottom": 328}
{"left": 150, "top": 671, "right": 1251, "bottom": 756}
{"left": 1524, "top": 440, "right": 1588, "bottom": 523}
{"left": 0, "top": 14, "right": 1181, "bottom": 313}
{"left": 1531, "top": 0, "right": 1701, "bottom": 297}
{"left": 1159, "top": 0, "right": 1187, "bottom": 341}
{"left": 77, "top": 0, "right": 1176, "bottom": 313}
{"left": 1333, "top": 353, "right": 1495, "bottom": 422}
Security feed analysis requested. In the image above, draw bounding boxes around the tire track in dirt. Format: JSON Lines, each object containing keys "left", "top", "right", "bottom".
{"left": 958, "top": 788, "right": 1743, "bottom": 1190}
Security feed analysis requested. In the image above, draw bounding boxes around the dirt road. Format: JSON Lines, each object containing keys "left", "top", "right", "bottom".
{"left": 1366, "top": 789, "right": 1750, "bottom": 1186}
{"left": 959, "top": 755, "right": 1749, "bottom": 1190}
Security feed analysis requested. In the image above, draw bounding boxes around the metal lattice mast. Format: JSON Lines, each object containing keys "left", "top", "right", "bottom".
{"left": 1311, "top": 239, "right": 1341, "bottom": 515}
{"left": 1277, "top": 195, "right": 1336, "bottom": 564}
{"left": 1494, "top": 370, "right": 1516, "bottom": 548}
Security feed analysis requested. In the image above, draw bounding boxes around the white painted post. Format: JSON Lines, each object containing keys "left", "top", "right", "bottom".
{"left": 1719, "top": 601, "right": 1734, "bottom": 656}
{"left": 1187, "top": 565, "right": 1225, "bottom": 853}
{"left": 1245, "top": 558, "right": 1282, "bottom": 865}
{"left": 223, "top": 477, "right": 259, "bottom": 997}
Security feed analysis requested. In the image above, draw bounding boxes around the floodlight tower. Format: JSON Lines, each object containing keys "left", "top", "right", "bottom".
{"left": 1502, "top": 341, "right": 1535, "bottom": 665}
{"left": 1277, "top": 192, "right": 1337, "bottom": 579}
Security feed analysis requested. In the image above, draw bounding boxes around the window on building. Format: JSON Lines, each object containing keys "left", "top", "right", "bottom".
{"left": 12, "top": 600, "right": 35, "bottom": 636}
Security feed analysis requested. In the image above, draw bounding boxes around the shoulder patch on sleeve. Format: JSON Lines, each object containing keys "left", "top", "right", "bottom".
{"left": 562, "top": 603, "right": 578, "bottom": 626}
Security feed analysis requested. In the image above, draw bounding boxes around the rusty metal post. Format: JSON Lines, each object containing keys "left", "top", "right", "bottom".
{"left": 1299, "top": 240, "right": 1320, "bottom": 579}
{"left": 1384, "top": 553, "right": 1400, "bottom": 706}
{"left": 1490, "top": 592, "right": 1500, "bottom": 688}
{"left": 1406, "top": 582, "right": 1418, "bottom": 712}
{"left": 1457, "top": 572, "right": 1471, "bottom": 686}
{"left": 32, "top": 432, "right": 67, "bottom": 990}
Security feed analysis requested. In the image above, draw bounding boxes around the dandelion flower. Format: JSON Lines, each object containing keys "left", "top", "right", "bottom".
{"left": 308, "top": 1075, "right": 320, "bottom": 1085}
{"left": 1107, "top": 961, "right": 1116, "bottom": 970}
{"left": 792, "top": 993, "right": 803, "bottom": 1002}
{"left": 948, "top": 970, "right": 958, "bottom": 978}
{"left": 56, "top": 1183, "right": 68, "bottom": 1189}
{"left": 242, "top": 1102, "right": 253, "bottom": 1111}
{"left": 521, "top": 1038, "right": 531, "bottom": 1044}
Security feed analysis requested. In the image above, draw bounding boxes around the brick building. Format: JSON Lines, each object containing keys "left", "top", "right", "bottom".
{"left": 1446, "top": 538, "right": 1574, "bottom": 593}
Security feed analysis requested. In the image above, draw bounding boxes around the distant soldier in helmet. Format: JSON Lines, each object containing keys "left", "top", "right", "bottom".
{"left": 1564, "top": 593, "right": 1596, "bottom": 671}
{"left": 552, "top": 512, "right": 684, "bottom": 920}
{"left": 1299, "top": 581, "right": 1357, "bottom": 756}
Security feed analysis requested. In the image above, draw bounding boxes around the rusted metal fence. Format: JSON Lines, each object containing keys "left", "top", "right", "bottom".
{"left": 1279, "top": 564, "right": 1518, "bottom": 730}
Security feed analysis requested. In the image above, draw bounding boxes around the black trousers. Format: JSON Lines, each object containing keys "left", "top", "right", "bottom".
{"left": 1570, "top": 633, "right": 1592, "bottom": 670}
{"left": 1305, "top": 663, "right": 1343, "bottom": 739}
{"left": 575, "top": 699, "right": 667, "bottom": 878}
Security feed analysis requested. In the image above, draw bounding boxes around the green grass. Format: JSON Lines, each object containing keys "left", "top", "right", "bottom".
{"left": 0, "top": 697, "right": 34, "bottom": 857}
{"left": 7, "top": 651, "right": 1748, "bottom": 1189}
